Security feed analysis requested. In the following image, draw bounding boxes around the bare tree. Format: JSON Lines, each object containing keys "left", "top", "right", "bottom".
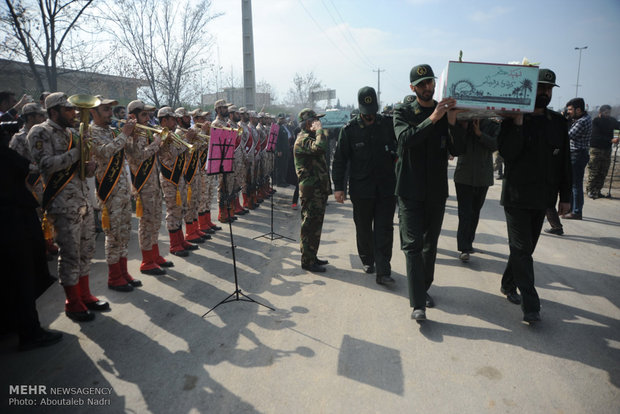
{"left": 100, "top": 0, "right": 220, "bottom": 108}
{"left": 1, "top": 0, "right": 96, "bottom": 91}
{"left": 286, "top": 71, "right": 322, "bottom": 109}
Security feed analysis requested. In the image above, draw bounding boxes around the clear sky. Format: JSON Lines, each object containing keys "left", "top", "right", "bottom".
{"left": 208, "top": 0, "right": 620, "bottom": 111}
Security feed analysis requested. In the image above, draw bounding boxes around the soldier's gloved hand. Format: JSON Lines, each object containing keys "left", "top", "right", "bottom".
{"left": 153, "top": 134, "right": 162, "bottom": 147}
{"left": 122, "top": 118, "right": 136, "bottom": 137}
{"left": 334, "top": 191, "right": 345, "bottom": 204}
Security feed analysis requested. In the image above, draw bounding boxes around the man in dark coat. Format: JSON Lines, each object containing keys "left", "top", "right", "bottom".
{"left": 498, "top": 68, "right": 571, "bottom": 324}
{"left": 332, "top": 86, "right": 398, "bottom": 285}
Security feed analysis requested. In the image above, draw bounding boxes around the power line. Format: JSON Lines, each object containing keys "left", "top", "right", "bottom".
{"left": 296, "top": 0, "right": 369, "bottom": 72}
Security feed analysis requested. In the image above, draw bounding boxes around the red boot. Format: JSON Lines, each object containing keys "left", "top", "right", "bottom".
{"left": 78, "top": 275, "right": 110, "bottom": 311}
{"left": 107, "top": 262, "right": 133, "bottom": 292}
{"left": 180, "top": 229, "right": 199, "bottom": 251}
{"left": 140, "top": 249, "right": 166, "bottom": 275}
{"left": 206, "top": 211, "right": 222, "bottom": 230}
{"left": 152, "top": 243, "right": 174, "bottom": 268}
{"left": 185, "top": 221, "right": 204, "bottom": 244}
{"left": 234, "top": 196, "right": 247, "bottom": 215}
{"left": 243, "top": 193, "right": 252, "bottom": 209}
{"left": 63, "top": 284, "right": 94, "bottom": 322}
{"left": 120, "top": 257, "right": 142, "bottom": 287}
{"left": 198, "top": 212, "right": 216, "bottom": 234}
{"left": 169, "top": 229, "right": 189, "bottom": 257}
{"left": 218, "top": 205, "right": 230, "bottom": 223}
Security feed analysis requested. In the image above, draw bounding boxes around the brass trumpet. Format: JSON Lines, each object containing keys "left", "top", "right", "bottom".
{"left": 68, "top": 94, "right": 101, "bottom": 180}
{"left": 114, "top": 118, "right": 170, "bottom": 141}
{"left": 212, "top": 125, "right": 244, "bottom": 136}
{"left": 178, "top": 127, "right": 210, "bottom": 143}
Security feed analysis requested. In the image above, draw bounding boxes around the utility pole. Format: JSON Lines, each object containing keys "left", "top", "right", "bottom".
{"left": 242, "top": 0, "right": 256, "bottom": 109}
{"left": 574, "top": 46, "right": 587, "bottom": 98}
{"left": 373, "top": 68, "right": 385, "bottom": 110}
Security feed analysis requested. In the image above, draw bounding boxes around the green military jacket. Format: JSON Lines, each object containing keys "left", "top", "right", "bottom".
{"left": 393, "top": 99, "right": 466, "bottom": 201}
{"left": 332, "top": 114, "right": 397, "bottom": 198}
{"left": 294, "top": 128, "right": 332, "bottom": 198}
{"left": 453, "top": 119, "right": 500, "bottom": 187}
{"left": 499, "top": 109, "right": 571, "bottom": 209}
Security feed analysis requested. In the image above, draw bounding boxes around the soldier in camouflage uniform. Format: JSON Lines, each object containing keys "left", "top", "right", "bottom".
{"left": 8, "top": 103, "right": 58, "bottom": 255}
{"left": 239, "top": 108, "right": 258, "bottom": 209}
{"left": 229, "top": 105, "right": 249, "bottom": 216}
{"left": 175, "top": 107, "right": 208, "bottom": 244}
{"left": 249, "top": 111, "right": 263, "bottom": 204}
{"left": 158, "top": 107, "right": 199, "bottom": 257}
{"left": 294, "top": 108, "right": 332, "bottom": 272}
{"left": 90, "top": 96, "right": 140, "bottom": 292}
{"left": 28, "top": 92, "right": 109, "bottom": 322}
{"left": 125, "top": 100, "right": 172, "bottom": 276}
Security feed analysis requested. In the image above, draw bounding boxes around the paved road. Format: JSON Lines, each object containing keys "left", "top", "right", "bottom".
{"left": 2, "top": 164, "right": 619, "bottom": 413}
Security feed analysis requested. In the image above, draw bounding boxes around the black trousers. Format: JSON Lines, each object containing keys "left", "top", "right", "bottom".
{"left": 350, "top": 195, "right": 396, "bottom": 276}
{"left": 455, "top": 183, "right": 489, "bottom": 253}
{"left": 501, "top": 206, "right": 544, "bottom": 313}
{"left": 398, "top": 197, "right": 446, "bottom": 309}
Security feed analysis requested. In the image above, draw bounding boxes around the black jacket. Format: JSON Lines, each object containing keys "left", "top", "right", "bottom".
{"left": 393, "top": 100, "right": 465, "bottom": 201}
{"left": 499, "top": 109, "right": 572, "bottom": 209}
{"left": 332, "top": 114, "right": 397, "bottom": 199}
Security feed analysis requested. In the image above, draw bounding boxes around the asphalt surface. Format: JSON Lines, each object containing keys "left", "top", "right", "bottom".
{"left": 2, "top": 163, "right": 619, "bottom": 414}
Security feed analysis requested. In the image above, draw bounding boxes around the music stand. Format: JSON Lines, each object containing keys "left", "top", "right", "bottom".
{"left": 253, "top": 123, "right": 295, "bottom": 242}
{"left": 204, "top": 127, "right": 274, "bottom": 316}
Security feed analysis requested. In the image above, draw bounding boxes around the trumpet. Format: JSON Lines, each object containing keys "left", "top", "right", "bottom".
{"left": 114, "top": 118, "right": 170, "bottom": 141}
{"left": 68, "top": 94, "right": 101, "bottom": 180}
{"left": 212, "top": 125, "right": 244, "bottom": 136}
{"left": 178, "top": 127, "right": 210, "bottom": 143}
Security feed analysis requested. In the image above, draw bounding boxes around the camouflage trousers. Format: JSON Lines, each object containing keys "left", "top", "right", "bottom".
{"left": 217, "top": 174, "right": 234, "bottom": 207}
{"left": 48, "top": 204, "right": 96, "bottom": 286}
{"left": 136, "top": 180, "right": 162, "bottom": 250}
{"left": 160, "top": 175, "right": 187, "bottom": 231}
{"left": 199, "top": 171, "right": 216, "bottom": 213}
{"left": 185, "top": 173, "right": 201, "bottom": 223}
{"left": 233, "top": 151, "right": 245, "bottom": 193}
{"left": 300, "top": 195, "right": 327, "bottom": 266}
{"left": 99, "top": 189, "right": 132, "bottom": 264}
{"left": 586, "top": 148, "right": 612, "bottom": 194}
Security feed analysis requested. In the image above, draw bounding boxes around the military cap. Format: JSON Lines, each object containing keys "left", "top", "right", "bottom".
{"left": 127, "top": 100, "right": 155, "bottom": 113}
{"left": 249, "top": 111, "right": 258, "bottom": 118}
{"left": 258, "top": 112, "right": 266, "bottom": 118}
{"left": 277, "top": 112, "right": 286, "bottom": 119}
{"left": 228, "top": 105, "right": 239, "bottom": 113}
{"left": 96, "top": 95, "right": 119, "bottom": 106}
{"left": 157, "top": 106, "right": 179, "bottom": 118}
{"left": 357, "top": 86, "right": 378, "bottom": 115}
{"left": 410, "top": 64, "right": 436, "bottom": 86}
{"left": 175, "top": 107, "right": 190, "bottom": 117}
{"left": 298, "top": 108, "right": 325, "bottom": 123}
{"left": 21, "top": 103, "right": 46, "bottom": 116}
{"left": 538, "top": 69, "right": 559, "bottom": 87}
{"left": 238, "top": 107, "right": 248, "bottom": 114}
{"left": 214, "top": 99, "right": 230, "bottom": 109}
{"left": 45, "top": 92, "right": 74, "bottom": 109}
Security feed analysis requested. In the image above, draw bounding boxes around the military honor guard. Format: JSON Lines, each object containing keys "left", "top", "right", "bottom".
{"left": 28, "top": 92, "right": 109, "bottom": 322}
{"left": 90, "top": 95, "right": 141, "bottom": 291}
{"left": 332, "top": 87, "right": 398, "bottom": 284}
{"left": 125, "top": 100, "right": 172, "bottom": 276}
{"left": 393, "top": 64, "right": 466, "bottom": 321}
{"left": 157, "top": 107, "right": 198, "bottom": 257}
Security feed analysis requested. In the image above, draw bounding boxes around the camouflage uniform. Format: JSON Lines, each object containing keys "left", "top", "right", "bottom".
{"left": 240, "top": 120, "right": 256, "bottom": 207}
{"left": 90, "top": 124, "right": 132, "bottom": 265}
{"left": 10, "top": 127, "right": 43, "bottom": 204}
{"left": 294, "top": 126, "right": 332, "bottom": 267}
{"left": 159, "top": 134, "right": 188, "bottom": 231}
{"left": 125, "top": 131, "right": 163, "bottom": 250}
{"left": 27, "top": 119, "right": 95, "bottom": 287}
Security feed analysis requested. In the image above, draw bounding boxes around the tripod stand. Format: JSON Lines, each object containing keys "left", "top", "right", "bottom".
{"left": 203, "top": 128, "right": 274, "bottom": 316}
{"left": 253, "top": 151, "right": 295, "bottom": 242}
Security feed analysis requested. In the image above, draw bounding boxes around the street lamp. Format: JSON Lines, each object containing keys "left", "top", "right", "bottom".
{"left": 574, "top": 46, "right": 588, "bottom": 98}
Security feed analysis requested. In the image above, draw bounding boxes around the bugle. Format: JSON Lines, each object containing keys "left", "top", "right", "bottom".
{"left": 212, "top": 125, "right": 243, "bottom": 136}
{"left": 114, "top": 118, "right": 169, "bottom": 141}
{"left": 178, "top": 127, "right": 210, "bottom": 143}
{"left": 68, "top": 94, "right": 101, "bottom": 180}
